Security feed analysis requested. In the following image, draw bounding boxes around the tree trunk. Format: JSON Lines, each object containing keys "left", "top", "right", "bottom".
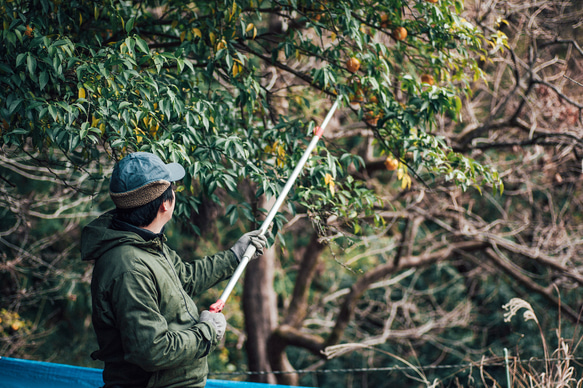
{"left": 269, "top": 232, "right": 326, "bottom": 386}
{"left": 242, "top": 198, "right": 278, "bottom": 384}
{"left": 243, "top": 250, "right": 278, "bottom": 383}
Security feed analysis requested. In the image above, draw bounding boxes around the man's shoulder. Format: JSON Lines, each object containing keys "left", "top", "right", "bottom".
{"left": 93, "top": 242, "right": 160, "bottom": 280}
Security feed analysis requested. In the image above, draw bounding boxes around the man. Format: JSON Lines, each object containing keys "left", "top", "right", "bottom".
{"left": 81, "top": 152, "right": 267, "bottom": 388}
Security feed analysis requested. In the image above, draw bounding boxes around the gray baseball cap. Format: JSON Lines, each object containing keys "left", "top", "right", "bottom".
{"left": 109, "top": 152, "right": 185, "bottom": 209}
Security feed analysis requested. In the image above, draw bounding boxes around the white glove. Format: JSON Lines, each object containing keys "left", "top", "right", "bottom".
{"left": 199, "top": 310, "right": 226, "bottom": 341}
{"left": 230, "top": 230, "right": 268, "bottom": 262}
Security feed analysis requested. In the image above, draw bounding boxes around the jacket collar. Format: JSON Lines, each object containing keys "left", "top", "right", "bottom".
{"left": 111, "top": 216, "right": 165, "bottom": 242}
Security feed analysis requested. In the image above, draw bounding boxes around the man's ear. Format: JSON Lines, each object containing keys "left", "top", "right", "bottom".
{"left": 160, "top": 199, "right": 172, "bottom": 212}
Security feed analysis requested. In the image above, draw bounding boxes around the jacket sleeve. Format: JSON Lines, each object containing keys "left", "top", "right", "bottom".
{"left": 165, "top": 246, "right": 239, "bottom": 298}
{"left": 111, "top": 269, "right": 217, "bottom": 372}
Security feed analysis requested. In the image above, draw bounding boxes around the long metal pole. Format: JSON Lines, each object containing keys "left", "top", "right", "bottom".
{"left": 210, "top": 97, "right": 341, "bottom": 313}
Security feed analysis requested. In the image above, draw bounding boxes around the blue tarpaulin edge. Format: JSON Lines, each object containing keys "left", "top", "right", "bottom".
{"left": 0, "top": 357, "right": 309, "bottom": 388}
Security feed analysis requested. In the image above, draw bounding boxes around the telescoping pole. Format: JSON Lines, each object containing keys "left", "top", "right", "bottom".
{"left": 210, "top": 97, "right": 341, "bottom": 313}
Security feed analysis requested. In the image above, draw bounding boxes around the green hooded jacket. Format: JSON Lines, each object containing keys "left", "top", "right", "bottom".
{"left": 81, "top": 211, "right": 239, "bottom": 388}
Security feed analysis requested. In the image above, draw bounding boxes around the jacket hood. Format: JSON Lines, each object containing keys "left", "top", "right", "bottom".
{"left": 81, "top": 211, "right": 160, "bottom": 261}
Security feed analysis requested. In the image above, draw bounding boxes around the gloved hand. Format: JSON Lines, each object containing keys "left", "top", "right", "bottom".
{"left": 199, "top": 310, "right": 226, "bottom": 341}
{"left": 230, "top": 230, "right": 268, "bottom": 262}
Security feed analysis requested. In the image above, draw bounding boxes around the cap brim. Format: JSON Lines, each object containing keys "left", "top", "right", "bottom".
{"left": 166, "top": 162, "right": 185, "bottom": 182}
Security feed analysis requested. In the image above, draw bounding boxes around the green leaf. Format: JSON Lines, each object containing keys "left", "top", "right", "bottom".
{"left": 8, "top": 99, "right": 22, "bottom": 115}
{"left": 455, "top": 1, "right": 464, "bottom": 13}
{"left": 39, "top": 71, "right": 49, "bottom": 90}
{"left": 229, "top": 208, "right": 239, "bottom": 225}
{"left": 126, "top": 17, "right": 136, "bottom": 33}
{"left": 48, "top": 105, "right": 58, "bottom": 121}
{"left": 135, "top": 36, "right": 150, "bottom": 54}
{"left": 27, "top": 54, "right": 37, "bottom": 76}
{"left": 16, "top": 53, "right": 27, "bottom": 67}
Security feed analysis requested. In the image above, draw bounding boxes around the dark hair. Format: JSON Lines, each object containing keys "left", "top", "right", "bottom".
{"left": 115, "top": 185, "right": 174, "bottom": 227}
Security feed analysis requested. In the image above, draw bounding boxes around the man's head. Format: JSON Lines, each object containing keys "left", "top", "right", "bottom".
{"left": 110, "top": 152, "right": 185, "bottom": 227}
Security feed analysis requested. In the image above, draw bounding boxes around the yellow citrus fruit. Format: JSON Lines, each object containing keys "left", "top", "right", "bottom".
{"left": 380, "top": 14, "right": 390, "bottom": 28}
{"left": 384, "top": 156, "right": 399, "bottom": 171}
{"left": 421, "top": 74, "right": 435, "bottom": 85}
{"left": 346, "top": 57, "right": 361, "bottom": 73}
{"left": 392, "top": 27, "right": 407, "bottom": 41}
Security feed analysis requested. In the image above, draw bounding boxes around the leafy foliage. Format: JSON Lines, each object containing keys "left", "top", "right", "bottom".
{"left": 1, "top": 0, "right": 501, "bottom": 226}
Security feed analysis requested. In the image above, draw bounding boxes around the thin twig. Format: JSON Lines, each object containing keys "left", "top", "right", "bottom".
{"left": 563, "top": 74, "right": 583, "bottom": 88}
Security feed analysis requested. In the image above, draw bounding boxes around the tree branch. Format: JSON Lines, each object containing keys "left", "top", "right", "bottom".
{"left": 324, "top": 240, "right": 487, "bottom": 347}
{"left": 283, "top": 232, "right": 326, "bottom": 327}
{"left": 484, "top": 248, "right": 581, "bottom": 323}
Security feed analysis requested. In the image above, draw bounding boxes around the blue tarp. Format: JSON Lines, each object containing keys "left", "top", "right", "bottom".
{"left": 0, "top": 357, "right": 307, "bottom": 388}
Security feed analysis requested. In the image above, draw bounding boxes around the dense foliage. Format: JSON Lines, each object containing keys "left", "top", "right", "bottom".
{"left": 1, "top": 0, "right": 501, "bottom": 211}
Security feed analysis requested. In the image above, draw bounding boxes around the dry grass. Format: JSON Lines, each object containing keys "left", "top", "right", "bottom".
{"left": 322, "top": 343, "right": 439, "bottom": 388}
{"left": 502, "top": 298, "right": 583, "bottom": 388}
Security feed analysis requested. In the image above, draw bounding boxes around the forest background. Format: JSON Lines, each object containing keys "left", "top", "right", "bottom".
{"left": 1, "top": 0, "right": 583, "bottom": 387}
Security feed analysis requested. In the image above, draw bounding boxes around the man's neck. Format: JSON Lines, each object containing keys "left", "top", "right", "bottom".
{"left": 143, "top": 218, "right": 166, "bottom": 234}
